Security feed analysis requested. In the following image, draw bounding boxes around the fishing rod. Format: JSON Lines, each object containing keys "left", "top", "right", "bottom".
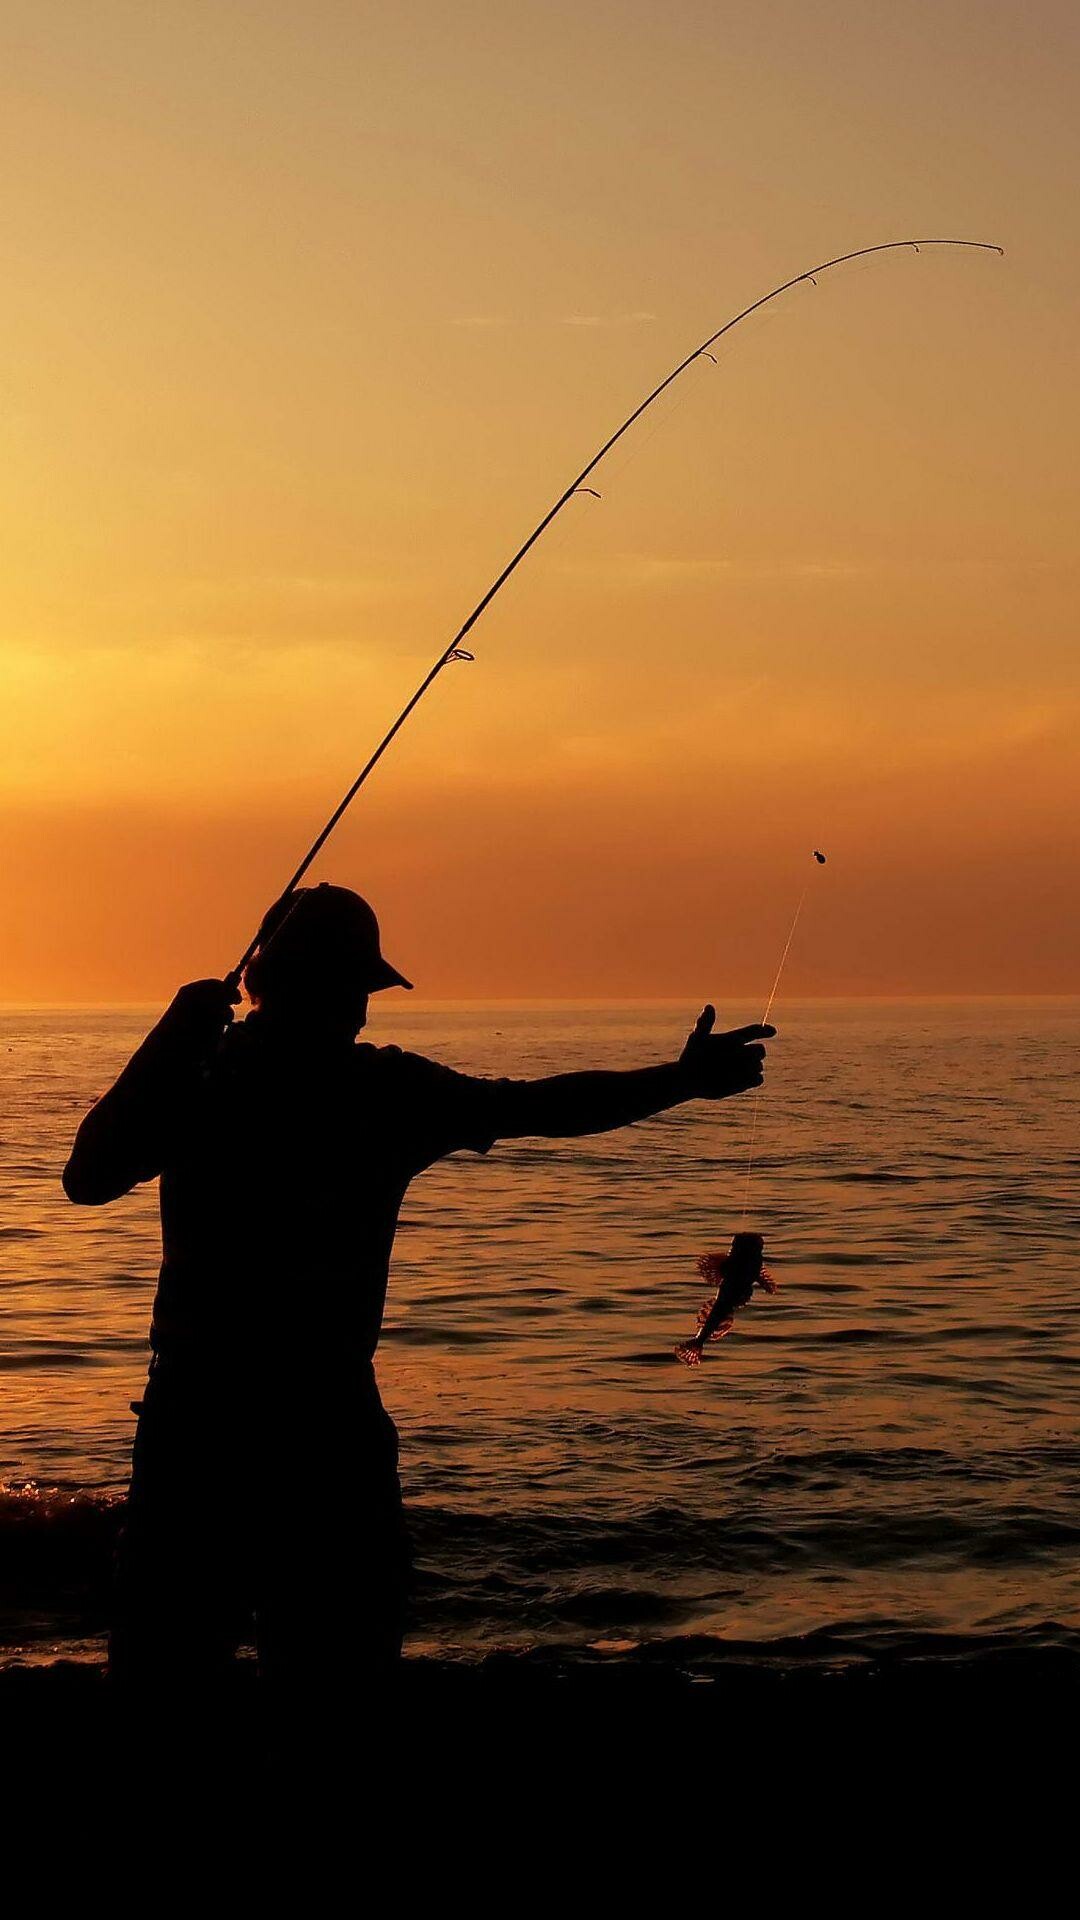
{"left": 229, "top": 237, "right": 1002, "bottom": 985}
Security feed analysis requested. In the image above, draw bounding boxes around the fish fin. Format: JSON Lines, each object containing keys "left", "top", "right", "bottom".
{"left": 675, "top": 1343, "right": 702, "bottom": 1366}
{"left": 707, "top": 1317, "right": 735, "bottom": 1343}
{"left": 757, "top": 1271, "right": 779, "bottom": 1295}
{"left": 696, "top": 1298, "right": 715, "bottom": 1329}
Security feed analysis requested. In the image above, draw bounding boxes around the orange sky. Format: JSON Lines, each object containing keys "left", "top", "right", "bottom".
{"left": 2, "top": 1, "right": 1077, "bottom": 1000}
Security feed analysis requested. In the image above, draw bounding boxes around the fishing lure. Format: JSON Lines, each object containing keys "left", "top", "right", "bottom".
{"left": 674, "top": 1231, "right": 777, "bottom": 1366}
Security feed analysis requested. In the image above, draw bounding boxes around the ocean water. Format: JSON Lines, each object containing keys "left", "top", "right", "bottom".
{"left": 2, "top": 999, "right": 1078, "bottom": 1672}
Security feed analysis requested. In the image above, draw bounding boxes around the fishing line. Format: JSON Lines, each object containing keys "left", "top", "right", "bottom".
{"left": 740, "top": 852, "right": 826, "bottom": 1221}
{"left": 761, "top": 880, "right": 812, "bottom": 1029}
{"left": 578, "top": 348, "right": 714, "bottom": 503}
{"left": 229, "top": 238, "right": 1002, "bottom": 983}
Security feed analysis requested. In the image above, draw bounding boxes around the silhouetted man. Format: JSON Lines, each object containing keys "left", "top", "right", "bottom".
{"left": 63, "top": 883, "right": 773, "bottom": 1717}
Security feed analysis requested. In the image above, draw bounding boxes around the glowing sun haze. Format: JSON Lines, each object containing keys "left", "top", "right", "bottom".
{"left": 2, "top": 0, "right": 1077, "bottom": 1001}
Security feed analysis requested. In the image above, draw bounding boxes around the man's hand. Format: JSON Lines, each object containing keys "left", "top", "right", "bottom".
{"left": 154, "top": 978, "right": 241, "bottom": 1055}
{"left": 63, "top": 978, "right": 241, "bottom": 1205}
{"left": 678, "top": 1005, "right": 775, "bottom": 1100}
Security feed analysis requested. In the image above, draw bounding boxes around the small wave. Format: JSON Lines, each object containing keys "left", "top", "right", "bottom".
{"left": 0, "top": 1350, "right": 104, "bottom": 1371}
{"left": 384, "top": 1323, "right": 510, "bottom": 1348}
{"left": 836, "top": 1173, "right": 924, "bottom": 1186}
{"left": 406, "top": 1499, "right": 1080, "bottom": 1579}
{"left": 815, "top": 1327, "right": 884, "bottom": 1345}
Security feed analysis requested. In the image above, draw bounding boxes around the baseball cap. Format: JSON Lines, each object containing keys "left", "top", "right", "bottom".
{"left": 247, "top": 884, "right": 413, "bottom": 996}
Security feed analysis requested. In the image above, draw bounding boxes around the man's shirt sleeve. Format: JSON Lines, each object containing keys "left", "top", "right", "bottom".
{"left": 387, "top": 1049, "right": 513, "bottom": 1168}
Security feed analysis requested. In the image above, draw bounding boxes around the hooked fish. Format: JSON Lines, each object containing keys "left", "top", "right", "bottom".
{"left": 674, "top": 1231, "right": 777, "bottom": 1366}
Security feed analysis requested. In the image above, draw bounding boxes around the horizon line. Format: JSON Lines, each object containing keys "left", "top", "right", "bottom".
{"left": 4, "top": 991, "right": 1080, "bottom": 1013}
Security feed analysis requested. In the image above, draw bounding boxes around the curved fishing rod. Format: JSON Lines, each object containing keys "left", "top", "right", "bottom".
{"left": 230, "top": 236, "right": 1002, "bottom": 981}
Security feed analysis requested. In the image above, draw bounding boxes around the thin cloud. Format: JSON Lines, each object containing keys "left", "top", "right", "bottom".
{"left": 560, "top": 311, "right": 657, "bottom": 328}
{"left": 554, "top": 551, "right": 868, "bottom": 585}
{"left": 449, "top": 310, "right": 657, "bottom": 331}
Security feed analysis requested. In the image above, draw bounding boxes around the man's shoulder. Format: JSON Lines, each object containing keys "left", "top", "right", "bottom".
{"left": 353, "top": 1043, "right": 498, "bottom": 1107}
{"left": 352, "top": 1042, "right": 456, "bottom": 1082}
{"left": 352, "top": 1043, "right": 505, "bottom": 1158}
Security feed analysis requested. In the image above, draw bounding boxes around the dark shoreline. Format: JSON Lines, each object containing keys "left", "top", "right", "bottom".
{"left": 5, "top": 1631, "right": 1076, "bottom": 1726}
{"left": 5, "top": 1640, "right": 1074, "bottom": 1850}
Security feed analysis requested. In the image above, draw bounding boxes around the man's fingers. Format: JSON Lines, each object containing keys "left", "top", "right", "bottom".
{"left": 683, "top": 1008, "right": 775, "bottom": 1099}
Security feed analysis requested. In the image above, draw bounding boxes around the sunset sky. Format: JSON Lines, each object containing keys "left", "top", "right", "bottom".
{"left": 2, "top": 0, "right": 1077, "bottom": 1000}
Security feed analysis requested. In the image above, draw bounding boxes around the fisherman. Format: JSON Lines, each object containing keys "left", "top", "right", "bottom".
{"left": 63, "top": 883, "right": 773, "bottom": 1715}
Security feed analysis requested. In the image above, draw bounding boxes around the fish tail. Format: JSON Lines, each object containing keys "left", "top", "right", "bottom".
{"left": 674, "top": 1342, "right": 702, "bottom": 1366}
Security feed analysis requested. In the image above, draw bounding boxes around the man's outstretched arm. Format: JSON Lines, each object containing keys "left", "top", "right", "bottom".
{"left": 493, "top": 1007, "right": 774, "bottom": 1140}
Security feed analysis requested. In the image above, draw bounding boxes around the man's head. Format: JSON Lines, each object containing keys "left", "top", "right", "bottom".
{"left": 243, "top": 884, "right": 412, "bottom": 1034}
